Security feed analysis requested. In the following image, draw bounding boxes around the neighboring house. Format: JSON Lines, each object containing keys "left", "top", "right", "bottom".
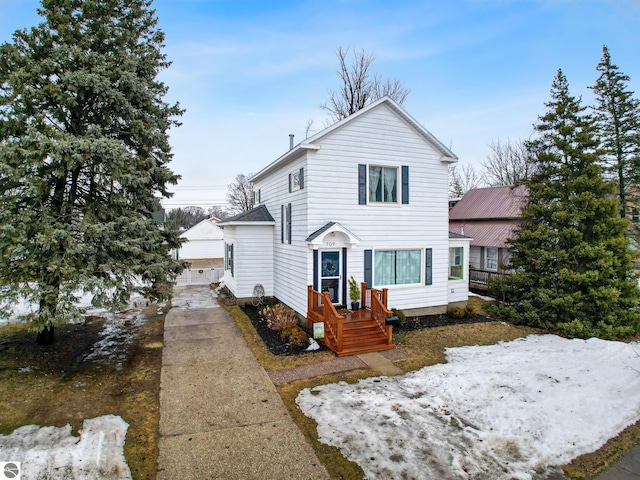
{"left": 449, "top": 185, "right": 527, "bottom": 290}
{"left": 219, "top": 97, "right": 471, "bottom": 354}
{"left": 174, "top": 217, "right": 224, "bottom": 266}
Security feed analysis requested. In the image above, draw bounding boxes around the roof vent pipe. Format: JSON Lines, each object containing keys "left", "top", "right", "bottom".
{"left": 289, "top": 134, "right": 294, "bottom": 150}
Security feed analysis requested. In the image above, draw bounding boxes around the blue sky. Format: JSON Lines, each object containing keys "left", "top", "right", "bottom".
{"left": 1, "top": 0, "right": 640, "bottom": 209}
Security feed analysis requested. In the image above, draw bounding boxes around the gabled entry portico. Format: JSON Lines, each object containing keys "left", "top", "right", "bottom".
{"left": 307, "top": 222, "right": 360, "bottom": 307}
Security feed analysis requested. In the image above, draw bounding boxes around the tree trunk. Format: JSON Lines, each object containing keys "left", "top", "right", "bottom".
{"left": 36, "top": 325, "right": 55, "bottom": 345}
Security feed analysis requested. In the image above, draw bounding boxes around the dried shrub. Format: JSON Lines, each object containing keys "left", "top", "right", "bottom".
{"left": 260, "top": 304, "right": 299, "bottom": 332}
{"left": 391, "top": 308, "right": 406, "bottom": 325}
{"left": 448, "top": 307, "right": 466, "bottom": 319}
{"left": 283, "top": 325, "right": 309, "bottom": 349}
{"left": 464, "top": 305, "right": 478, "bottom": 318}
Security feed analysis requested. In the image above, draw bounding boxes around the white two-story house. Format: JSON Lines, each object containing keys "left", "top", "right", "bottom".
{"left": 220, "top": 97, "right": 470, "bottom": 354}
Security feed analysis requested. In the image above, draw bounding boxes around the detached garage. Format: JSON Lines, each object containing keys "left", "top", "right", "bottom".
{"left": 176, "top": 217, "right": 224, "bottom": 264}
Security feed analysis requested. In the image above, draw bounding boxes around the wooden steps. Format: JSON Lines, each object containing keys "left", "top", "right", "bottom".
{"left": 334, "top": 312, "right": 393, "bottom": 357}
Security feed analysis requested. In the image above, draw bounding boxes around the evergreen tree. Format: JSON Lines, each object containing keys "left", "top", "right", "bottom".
{"left": 590, "top": 46, "right": 640, "bottom": 233}
{"left": 492, "top": 70, "right": 640, "bottom": 339}
{"left": 0, "top": 0, "right": 186, "bottom": 344}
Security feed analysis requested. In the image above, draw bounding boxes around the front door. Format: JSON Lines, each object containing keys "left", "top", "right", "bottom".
{"left": 320, "top": 250, "right": 342, "bottom": 305}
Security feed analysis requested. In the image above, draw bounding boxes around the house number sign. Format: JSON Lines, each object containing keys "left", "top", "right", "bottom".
{"left": 324, "top": 241, "right": 336, "bottom": 247}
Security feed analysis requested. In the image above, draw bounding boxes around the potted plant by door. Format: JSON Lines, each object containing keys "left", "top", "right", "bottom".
{"left": 348, "top": 276, "right": 360, "bottom": 310}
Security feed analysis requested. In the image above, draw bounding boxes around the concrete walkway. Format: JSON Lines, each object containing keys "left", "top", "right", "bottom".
{"left": 157, "top": 286, "right": 329, "bottom": 480}
{"left": 595, "top": 445, "right": 640, "bottom": 480}
{"left": 156, "top": 286, "right": 639, "bottom": 480}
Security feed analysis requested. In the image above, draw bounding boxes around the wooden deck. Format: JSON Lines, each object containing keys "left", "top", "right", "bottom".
{"left": 307, "top": 284, "right": 394, "bottom": 356}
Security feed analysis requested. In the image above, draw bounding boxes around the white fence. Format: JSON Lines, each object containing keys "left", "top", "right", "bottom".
{"left": 175, "top": 268, "right": 224, "bottom": 286}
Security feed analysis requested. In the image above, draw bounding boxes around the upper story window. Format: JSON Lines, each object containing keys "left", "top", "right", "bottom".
{"left": 359, "top": 164, "right": 409, "bottom": 205}
{"left": 289, "top": 168, "right": 304, "bottom": 193}
{"left": 369, "top": 166, "right": 397, "bottom": 203}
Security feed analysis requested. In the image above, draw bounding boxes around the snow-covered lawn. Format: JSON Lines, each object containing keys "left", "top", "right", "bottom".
{"left": 0, "top": 415, "right": 131, "bottom": 480}
{"left": 0, "top": 293, "right": 151, "bottom": 479}
{"left": 297, "top": 334, "right": 640, "bottom": 479}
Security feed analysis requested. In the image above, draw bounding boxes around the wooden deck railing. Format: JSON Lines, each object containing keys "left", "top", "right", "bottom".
{"left": 361, "top": 283, "right": 393, "bottom": 346}
{"left": 307, "top": 283, "right": 394, "bottom": 355}
{"left": 469, "top": 268, "right": 505, "bottom": 290}
{"left": 307, "top": 285, "right": 344, "bottom": 352}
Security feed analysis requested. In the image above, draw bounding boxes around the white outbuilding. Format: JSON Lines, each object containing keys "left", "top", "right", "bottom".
{"left": 175, "top": 217, "right": 224, "bottom": 263}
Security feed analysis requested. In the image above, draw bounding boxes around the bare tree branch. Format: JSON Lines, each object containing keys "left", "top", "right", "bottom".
{"left": 321, "top": 47, "right": 411, "bottom": 122}
{"left": 226, "top": 173, "right": 254, "bottom": 214}
{"left": 482, "top": 138, "right": 537, "bottom": 186}
{"left": 449, "top": 163, "right": 485, "bottom": 197}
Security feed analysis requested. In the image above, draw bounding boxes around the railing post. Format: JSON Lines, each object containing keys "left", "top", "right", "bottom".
{"left": 386, "top": 325, "right": 393, "bottom": 345}
{"left": 307, "top": 285, "right": 313, "bottom": 327}
{"left": 337, "top": 316, "right": 344, "bottom": 352}
{"left": 382, "top": 288, "right": 388, "bottom": 308}
{"left": 360, "top": 282, "right": 367, "bottom": 307}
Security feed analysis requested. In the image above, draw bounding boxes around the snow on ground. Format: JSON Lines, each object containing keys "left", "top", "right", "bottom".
{"left": 297, "top": 334, "right": 640, "bottom": 480}
{"left": 0, "top": 415, "right": 131, "bottom": 480}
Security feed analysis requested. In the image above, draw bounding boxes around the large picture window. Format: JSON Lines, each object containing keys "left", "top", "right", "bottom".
{"left": 449, "top": 247, "right": 463, "bottom": 279}
{"left": 374, "top": 249, "right": 421, "bottom": 286}
{"left": 369, "top": 166, "right": 398, "bottom": 203}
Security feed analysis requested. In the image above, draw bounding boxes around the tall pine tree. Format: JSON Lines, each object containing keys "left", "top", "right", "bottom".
{"left": 590, "top": 45, "right": 640, "bottom": 235}
{"left": 0, "top": 0, "right": 186, "bottom": 344}
{"left": 492, "top": 69, "right": 640, "bottom": 339}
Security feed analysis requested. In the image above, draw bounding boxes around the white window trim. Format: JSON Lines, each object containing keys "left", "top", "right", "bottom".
{"left": 449, "top": 246, "right": 464, "bottom": 280}
{"left": 372, "top": 247, "right": 423, "bottom": 288}
{"left": 486, "top": 247, "right": 498, "bottom": 271}
{"left": 368, "top": 164, "right": 400, "bottom": 205}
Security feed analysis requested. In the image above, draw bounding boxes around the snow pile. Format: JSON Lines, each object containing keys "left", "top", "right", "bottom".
{"left": 0, "top": 415, "right": 132, "bottom": 480}
{"left": 297, "top": 335, "right": 640, "bottom": 479}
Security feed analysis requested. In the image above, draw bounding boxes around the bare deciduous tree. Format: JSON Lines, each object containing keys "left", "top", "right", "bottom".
{"left": 207, "top": 206, "right": 230, "bottom": 221}
{"left": 482, "top": 138, "right": 536, "bottom": 186}
{"left": 448, "top": 163, "right": 485, "bottom": 198}
{"left": 227, "top": 174, "right": 254, "bottom": 214}
{"left": 321, "top": 47, "right": 411, "bottom": 122}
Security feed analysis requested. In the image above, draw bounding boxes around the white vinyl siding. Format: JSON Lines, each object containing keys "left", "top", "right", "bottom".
{"left": 244, "top": 100, "right": 465, "bottom": 315}
{"left": 305, "top": 103, "right": 452, "bottom": 311}
{"left": 222, "top": 225, "right": 274, "bottom": 299}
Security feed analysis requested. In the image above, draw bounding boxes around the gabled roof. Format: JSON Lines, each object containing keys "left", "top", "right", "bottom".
{"left": 251, "top": 96, "right": 458, "bottom": 183}
{"left": 218, "top": 205, "right": 275, "bottom": 226}
{"left": 449, "top": 220, "right": 519, "bottom": 248}
{"left": 179, "top": 217, "right": 224, "bottom": 240}
{"left": 449, "top": 185, "right": 527, "bottom": 220}
{"left": 306, "top": 222, "right": 360, "bottom": 247}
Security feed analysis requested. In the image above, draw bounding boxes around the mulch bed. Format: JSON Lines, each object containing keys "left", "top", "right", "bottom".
{"left": 394, "top": 313, "right": 495, "bottom": 332}
{"left": 241, "top": 304, "right": 329, "bottom": 356}
{"left": 241, "top": 303, "right": 495, "bottom": 356}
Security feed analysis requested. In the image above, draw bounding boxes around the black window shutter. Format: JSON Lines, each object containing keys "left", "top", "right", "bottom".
{"left": 287, "top": 203, "right": 292, "bottom": 244}
{"left": 280, "top": 205, "right": 284, "bottom": 243}
{"left": 342, "top": 247, "right": 347, "bottom": 304}
{"left": 402, "top": 165, "right": 409, "bottom": 204}
{"left": 358, "top": 164, "right": 367, "bottom": 205}
{"left": 299, "top": 168, "right": 304, "bottom": 189}
{"left": 258, "top": 189, "right": 261, "bottom": 203}
{"left": 288, "top": 173, "right": 292, "bottom": 193}
{"left": 425, "top": 248, "right": 432, "bottom": 285}
{"left": 313, "top": 250, "right": 318, "bottom": 291}
{"left": 364, "top": 249, "right": 372, "bottom": 286}
{"left": 230, "top": 244, "right": 234, "bottom": 276}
